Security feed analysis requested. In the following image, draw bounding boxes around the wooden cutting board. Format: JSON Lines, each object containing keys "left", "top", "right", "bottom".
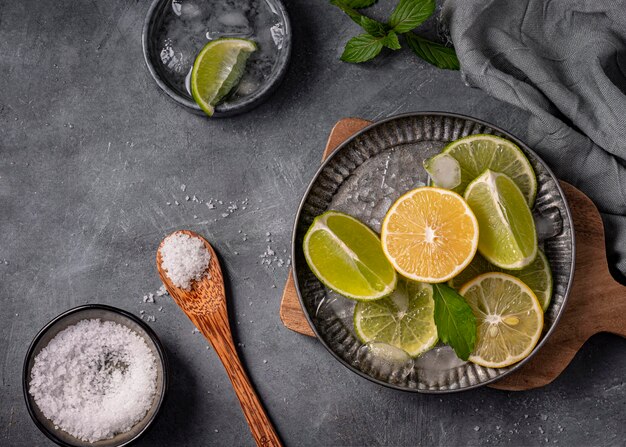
{"left": 279, "top": 118, "right": 626, "bottom": 391}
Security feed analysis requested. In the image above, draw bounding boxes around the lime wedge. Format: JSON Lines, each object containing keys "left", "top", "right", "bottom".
{"left": 354, "top": 280, "right": 438, "bottom": 357}
{"left": 442, "top": 134, "right": 537, "bottom": 206}
{"left": 190, "top": 38, "right": 256, "bottom": 116}
{"left": 303, "top": 210, "right": 397, "bottom": 301}
{"left": 450, "top": 250, "right": 553, "bottom": 310}
{"left": 464, "top": 170, "right": 537, "bottom": 269}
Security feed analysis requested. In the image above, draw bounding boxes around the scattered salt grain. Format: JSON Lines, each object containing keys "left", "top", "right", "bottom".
{"left": 143, "top": 293, "right": 155, "bottom": 303}
{"left": 156, "top": 285, "right": 169, "bottom": 297}
{"left": 160, "top": 232, "right": 211, "bottom": 289}
{"left": 146, "top": 316, "right": 156, "bottom": 322}
{"left": 28, "top": 319, "right": 157, "bottom": 443}
{"left": 180, "top": 184, "right": 186, "bottom": 192}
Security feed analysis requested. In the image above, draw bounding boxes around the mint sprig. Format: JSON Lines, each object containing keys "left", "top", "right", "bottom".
{"left": 330, "top": 0, "right": 459, "bottom": 69}
{"left": 432, "top": 283, "right": 476, "bottom": 361}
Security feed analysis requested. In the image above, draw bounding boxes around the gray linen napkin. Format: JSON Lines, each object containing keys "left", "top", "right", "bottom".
{"left": 442, "top": 0, "right": 626, "bottom": 279}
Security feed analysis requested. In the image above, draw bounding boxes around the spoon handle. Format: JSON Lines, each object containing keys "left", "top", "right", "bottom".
{"left": 194, "top": 311, "right": 282, "bottom": 447}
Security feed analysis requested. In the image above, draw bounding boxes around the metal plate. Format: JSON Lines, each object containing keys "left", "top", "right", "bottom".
{"left": 292, "top": 112, "right": 575, "bottom": 393}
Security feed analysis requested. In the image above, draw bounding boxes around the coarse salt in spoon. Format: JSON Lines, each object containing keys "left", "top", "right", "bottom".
{"left": 157, "top": 230, "right": 282, "bottom": 447}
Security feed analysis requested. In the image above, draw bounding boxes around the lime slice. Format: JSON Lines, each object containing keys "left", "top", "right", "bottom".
{"left": 442, "top": 134, "right": 537, "bottom": 206}
{"left": 303, "top": 210, "right": 397, "bottom": 301}
{"left": 449, "top": 250, "right": 553, "bottom": 311}
{"left": 464, "top": 170, "right": 537, "bottom": 269}
{"left": 190, "top": 38, "right": 256, "bottom": 116}
{"left": 354, "top": 280, "right": 438, "bottom": 357}
{"left": 423, "top": 153, "right": 461, "bottom": 189}
{"left": 460, "top": 273, "right": 544, "bottom": 368}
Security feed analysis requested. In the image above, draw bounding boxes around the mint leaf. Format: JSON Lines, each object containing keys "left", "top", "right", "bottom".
{"left": 343, "top": 0, "right": 378, "bottom": 7}
{"left": 404, "top": 33, "right": 460, "bottom": 69}
{"left": 360, "top": 16, "right": 389, "bottom": 37}
{"left": 432, "top": 283, "right": 476, "bottom": 361}
{"left": 389, "top": 0, "right": 435, "bottom": 33}
{"left": 341, "top": 34, "right": 384, "bottom": 63}
{"left": 381, "top": 31, "right": 401, "bottom": 50}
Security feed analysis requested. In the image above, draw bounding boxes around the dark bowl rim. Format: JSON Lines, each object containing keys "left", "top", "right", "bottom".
{"left": 141, "top": 0, "right": 292, "bottom": 117}
{"left": 22, "top": 304, "right": 170, "bottom": 446}
{"left": 290, "top": 111, "right": 576, "bottom": 394}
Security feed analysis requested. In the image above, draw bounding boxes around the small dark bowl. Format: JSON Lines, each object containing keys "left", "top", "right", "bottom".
{"left": 142, "top": 0, "right": 292, "bottom": 117}
{"left": 23, "top": 305, "right": 169, "bottom": 447}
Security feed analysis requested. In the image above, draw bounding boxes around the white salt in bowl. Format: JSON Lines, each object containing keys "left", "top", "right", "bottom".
{"left": 23, "top": 305, "right": 168, "bottom": 447}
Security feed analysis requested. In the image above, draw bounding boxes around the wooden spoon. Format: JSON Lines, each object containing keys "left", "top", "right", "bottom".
{"left": 157, "top": 230, "right": 282, "bottom": 447}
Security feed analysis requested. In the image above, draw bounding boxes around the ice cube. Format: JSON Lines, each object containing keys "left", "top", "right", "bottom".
{"left": 175, "top": 0, "right": 203, "bottom": 20}
{"left": 172, "top": 0, "right": 182, "bottom": 16}
{"left": 270, "top": 23, "right": 284, "bottom": 49}
{"left": 160, "top": 39, "right": 188, "bottom": 74}
{"left": 218, "top": 11, "right": 248, "bottom": 28}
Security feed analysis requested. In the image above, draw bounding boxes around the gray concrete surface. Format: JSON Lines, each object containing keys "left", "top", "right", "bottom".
{"left": 1, "top": 0, "right": 625, "bottom": 446}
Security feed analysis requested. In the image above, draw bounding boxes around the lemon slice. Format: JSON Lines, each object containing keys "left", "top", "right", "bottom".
{"left": 303, "top": 210, "right": 397, "bottom": 301}
{"left": 464, "top": 170, "right": 538, "bottom": 270}
{"left": 191, "top": 38, "right": 256, "bottom": 116}
{"left": 442, "top": 134, "right": 537, "bottom": 206}
{"left": 354, "top": 280, "right": 438, "bottom": 357}
{"left": 460, "top": 272, "right": 544, "bottom": 368}
{"left": 381, "top": 187, "right": 479, "bottom": 283}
